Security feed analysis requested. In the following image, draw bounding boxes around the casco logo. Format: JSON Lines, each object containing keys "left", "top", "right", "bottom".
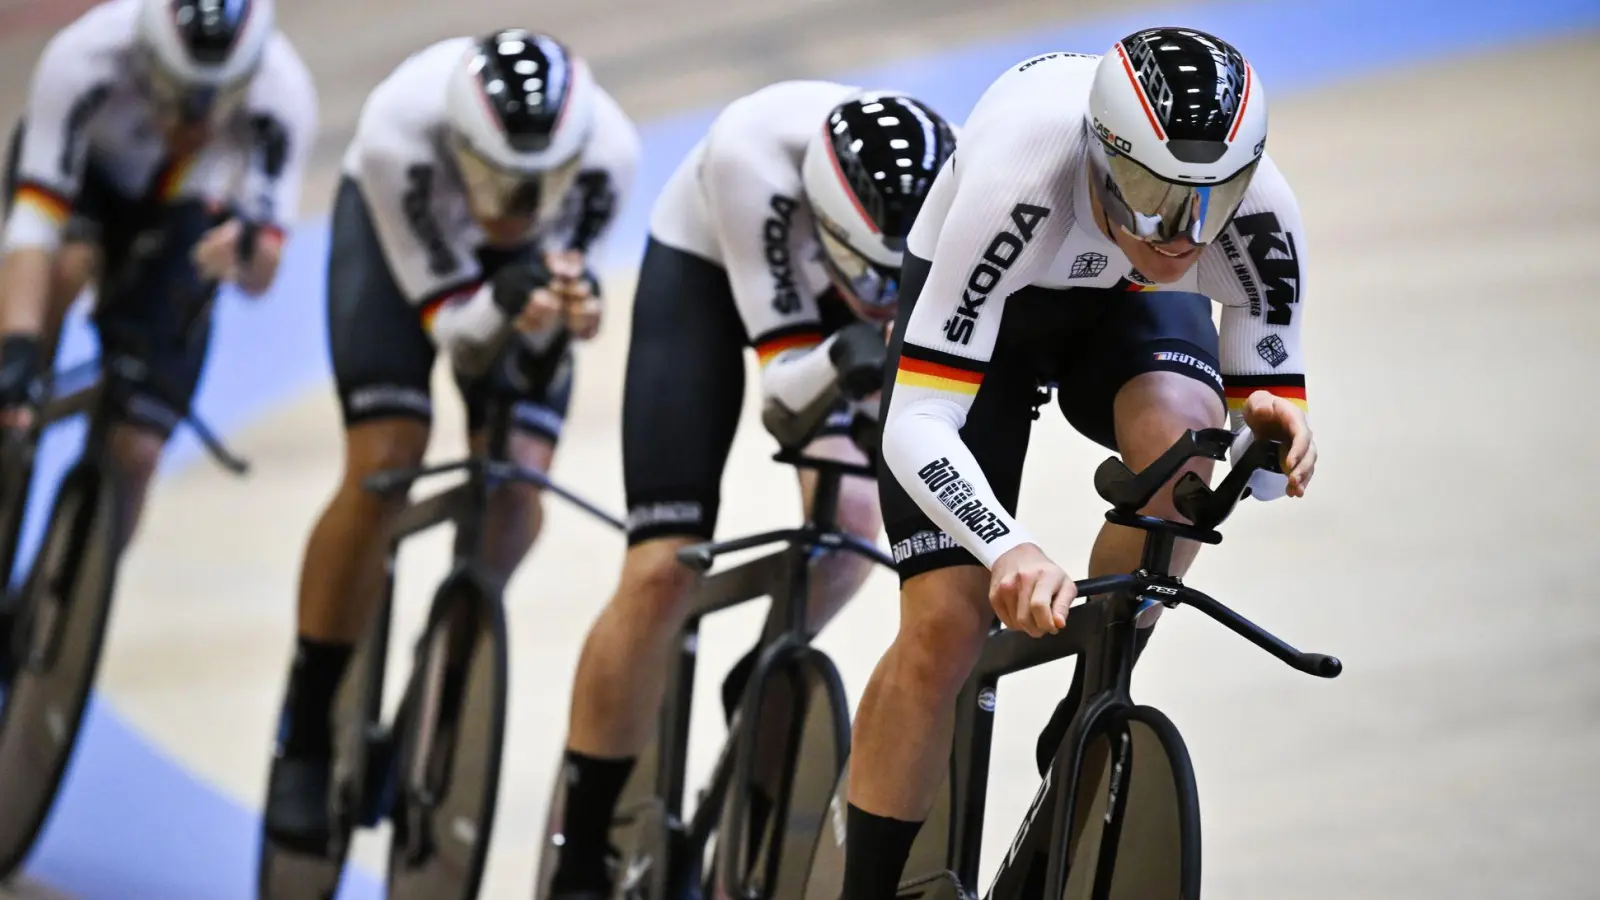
{"left": 1123, "top": 38, "right": 1175, "bottom": 126}
{"left": 1092, "top": 117, "right": 1132, "bottom": 154}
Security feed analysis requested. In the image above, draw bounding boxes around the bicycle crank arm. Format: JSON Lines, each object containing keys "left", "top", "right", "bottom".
{"left": 1175, "top": 584, "right": 1342, "bottom": 678}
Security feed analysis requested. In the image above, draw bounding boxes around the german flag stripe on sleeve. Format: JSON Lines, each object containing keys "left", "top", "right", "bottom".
{"left": 13, "top": 182, "right": 71, "bottom": 224}
{"left": 895, "top": 343, "right": 985, "bottom": 396}
{"left": 1224, "top": 373, "right": 1307, "bottom": 411}
{"left": 418, "top": 280, "right": 482, "bottom": 332}
{"left": 753, "top": 324, "right": 824, "bottom": 366}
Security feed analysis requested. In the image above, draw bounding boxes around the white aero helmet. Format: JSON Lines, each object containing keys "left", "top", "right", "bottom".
{"left": 801, "top": 90, "right": 957, "bottom": 314}
{"left": 444, "top": 29, "right": 597, "bottom": 223}
{"left": 134, "top": 0, "right": 274, "bottom": 125}
{"left": 1086, "top": 27, "right": 1267, "bottom": 246}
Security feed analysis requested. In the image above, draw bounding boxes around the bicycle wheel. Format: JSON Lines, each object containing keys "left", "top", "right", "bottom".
{"left": 0, "top": 463, "right": 125, "bottom": 878}
{"left": 387, "top": 567, "right": 508, "bottom": 900}
{"left": 0, "top": 431, "right": 37, "bottom": 595}
{"left": 1056, "top": 705, "right": 1200, "bottom": 900}
{"left": 711, "top": 646, "right": 849, "bottom": 900}
{"left": 258, "top": 587, "right": 397, "bottom": 899}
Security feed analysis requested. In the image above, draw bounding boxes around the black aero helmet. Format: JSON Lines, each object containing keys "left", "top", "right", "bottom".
{"left": 801, "top": 91, "right": 957, "bottom": 311}
{"left": 445, "top": 29, "right": 596, "bottom": 222}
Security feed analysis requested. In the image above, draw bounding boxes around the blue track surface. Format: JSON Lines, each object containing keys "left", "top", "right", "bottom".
{"left": 7, "top": 0, "right": 1597, "bottom": 894}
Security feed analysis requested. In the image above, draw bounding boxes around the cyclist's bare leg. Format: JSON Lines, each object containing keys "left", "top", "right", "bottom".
{"left": 843, "top": 564, "right": 991, "bottom": 898}
{"left": 1086, "top": 370, "right": 1225, "bottom": 581}
{"left": 107, "top": 424, "right": 166, "bottom": 539}
{"left": 471, "top": 428, "right": 555, "bottom": 588}
{"left": 554, "top": 433, "right": 882, "bottom": 892}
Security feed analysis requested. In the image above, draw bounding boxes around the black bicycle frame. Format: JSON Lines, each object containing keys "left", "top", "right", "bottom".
{"left": 631, "top": 451, "right": 890, "bottom": 894}
{"left": 902, "top": 428, "right": 1341, "bottom": 899}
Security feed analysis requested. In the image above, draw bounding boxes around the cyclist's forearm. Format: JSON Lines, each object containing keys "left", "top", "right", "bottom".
{"left": 0, "top": 247, "right": 54, "bottom": 336}
{"left": 881, "top": 399, "right": 1035, "bottom": 568}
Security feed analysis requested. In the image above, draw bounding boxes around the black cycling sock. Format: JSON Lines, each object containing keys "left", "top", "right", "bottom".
{"left": 1035, "top": 626, "right": 1156, "bottom": 775}
{"left": 280, "top": 636, "right": 353, "bottom": 759}
{"left": 842, "top": 804, "right": 923, "bottom": 900}
{"left": 551, "top": 750, "right": 637, "bottom": 893}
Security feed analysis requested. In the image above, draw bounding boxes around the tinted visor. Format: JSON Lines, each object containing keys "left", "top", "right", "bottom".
{"left": 816, "top": 224, "right": 899, "bottom": 309}
{"left": 137, "top": 46, "right": 252, "bottom": 127}
{"left": 449, "top": 133, "right": 581, "bottom": 223}
{"left": 1095, "top": 142, "right": 1258, "bottom": 246}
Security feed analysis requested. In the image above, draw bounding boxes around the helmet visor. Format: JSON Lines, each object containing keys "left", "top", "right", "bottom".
{"left": 816, "top": 223, "right": 899, "bottom": 310}
{"left": 136, "top": 45, "right": 253, "bottom": 127}
{"left": 1095, "top": 142, "right": 1258, "bottom": 246}
{"left": 449, "top": 133, "right": 582, "bottom": 224}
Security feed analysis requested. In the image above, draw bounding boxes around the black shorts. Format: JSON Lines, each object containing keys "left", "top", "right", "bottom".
{"left": 5, "top": 121, "right": 220, "bottom": 437}
{"left": 621, "top": 238, "right": 856, "bottom": 545}
{"left": 326, "top": 177, "right": 572, "bottom": 441}
{"left": 880, "top": 252, "right": 1226, "bottom": 581}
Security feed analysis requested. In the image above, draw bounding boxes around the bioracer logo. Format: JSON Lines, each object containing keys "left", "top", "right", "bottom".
{"left": 916, "top": 458, "right": 1012, "bottom": 544}
{"left": 942, "top": 203, "right": 1050, "bottom": 346}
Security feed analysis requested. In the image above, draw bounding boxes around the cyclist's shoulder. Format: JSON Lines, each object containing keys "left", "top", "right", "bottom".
{"left": 32, "top": 0, "right": 136, "bottom": 91}
{"left": 705, "top": 79, "right": 856, "bottom": 158}
{"left": 244, "top": 33, "right": 318, "bottom": 118}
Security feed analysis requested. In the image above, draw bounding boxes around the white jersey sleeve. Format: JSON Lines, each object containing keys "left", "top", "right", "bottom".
{"left": 698, "top": 87, "right": 831, "bottom": 353}
{"left": 543, "top": 85, "right": 639, "bottom": 257}
{"left": 1, "top": 1, "right": 126, "bottom": 251}
{"left": 232, "top": 34, "right": 317, "bottom": 235}
{"left": 1196, "top": 155, "right": 1309, "bottom": 427}
{"left": 881, "top": 54, "right": 1092, "bottom": 568}
{"left": 346, "top": 39, "right": 483, "bottom": 306}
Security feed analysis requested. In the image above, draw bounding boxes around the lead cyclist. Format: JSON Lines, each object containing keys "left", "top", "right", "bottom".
{"left": 840, "top": 29, "right": 1320, "bottom": 900}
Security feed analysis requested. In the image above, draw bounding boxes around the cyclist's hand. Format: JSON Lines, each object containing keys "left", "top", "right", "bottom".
{"left": 193, "top": 218, "right": 244, "bottom": 283}
{"left": 990, "top": 543, "right": 1076, "bottom": 638}
{"left": 1241, "top": 390, "right": 1316, "bottom": 497}
{"left": 514, "top": 287, "right": 563, "bottom": 335}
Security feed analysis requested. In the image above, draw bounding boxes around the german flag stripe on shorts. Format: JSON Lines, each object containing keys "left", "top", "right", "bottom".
{"left": 753, "top": 323, "right": 823, "bottom": 366}
{"left": 12, "top": 181, "right": 71, "bottom": 225}
{"left": 1224, "top": 373, "right": 1307, "bottom": 411}
{"left": 895, "top": 343, "right": 985, "bottom": 396}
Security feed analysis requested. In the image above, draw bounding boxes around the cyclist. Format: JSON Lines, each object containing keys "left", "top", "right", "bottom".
{"left": 262, "top": 29, "right": 639, "bottom": 852}
{"left": 0, "top": 0, "right": 314, "bottom": 670}
{"left": 540, "top": 81, "right": 957, "bottom": 897}
{"left": 838, "top": 29, "right": 1319, "bottom": 900}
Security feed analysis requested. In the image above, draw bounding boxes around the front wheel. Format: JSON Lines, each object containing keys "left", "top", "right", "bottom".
{"left": 1056, "top": 705, "right": 1201, "bottom": 900}
{"left": 0, "top": 463, "right": 125, "bottom": 878}
{"left": 386, "top": 566, "right": 509, "bottom": 900}
{"left": 710, "top": 646, "right": 850, "bottom": 900}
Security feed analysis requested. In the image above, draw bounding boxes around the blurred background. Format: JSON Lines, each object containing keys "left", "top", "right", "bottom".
{"left": 1, "top": 0, "right": 1597, "bottom": 897}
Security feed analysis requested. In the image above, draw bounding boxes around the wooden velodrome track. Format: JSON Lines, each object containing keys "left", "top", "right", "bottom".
{"left": 1, "top": 0, "right": 1597, "bottom": 896}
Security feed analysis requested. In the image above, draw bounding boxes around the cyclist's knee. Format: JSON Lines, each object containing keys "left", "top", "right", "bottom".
{"left": 889, "top": 565, "right": 992, "bottom": 698}
{"left": 611, "top": 538, "right": 699, "bottom": 628}
{"left": 51, "top": 242, "right": 97, "bottom": 304}
{"left": 337, "top": 418, "right": 429, "bottom": 516}
{"left": 1113, "top": 371, "right": 1225, "bottom": 518}
{"left": 110, "top": 424, "right": 164, "bottom": 488}
{"left": 835, "top": 474, "right": 884, "bottom": 543}
{"left": 485, "top": 430, "right": 554, "bottom": 525}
